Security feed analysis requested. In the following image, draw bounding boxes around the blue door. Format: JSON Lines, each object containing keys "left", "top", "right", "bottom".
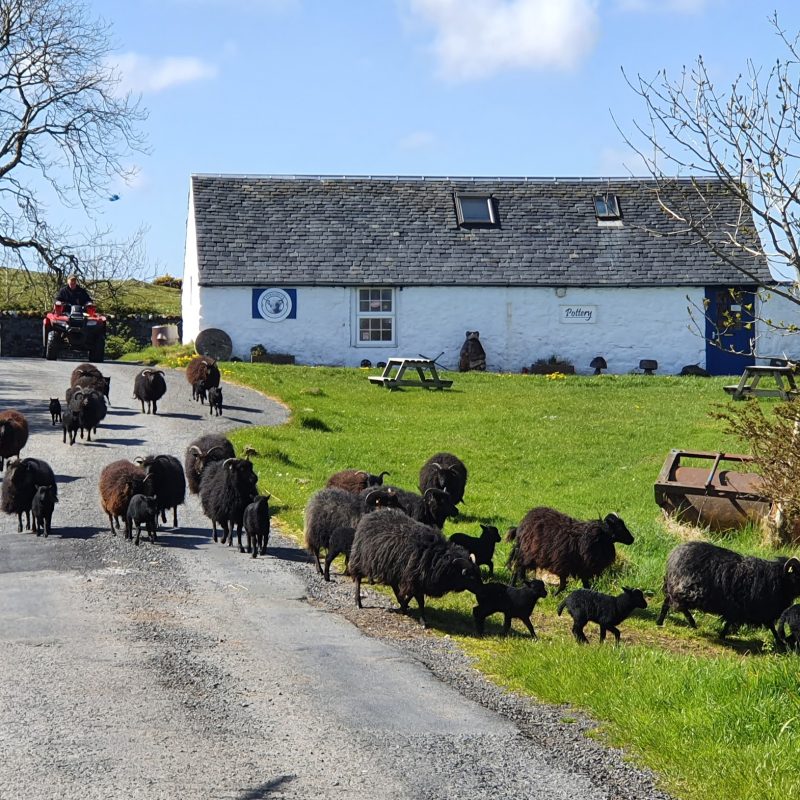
{"left": 704, "top": 286, "right": 756, "bottom": 375}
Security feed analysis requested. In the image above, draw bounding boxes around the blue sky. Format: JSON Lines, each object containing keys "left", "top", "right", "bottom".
{"left": 81, "top": 0, "right": 800, "bottom": 277}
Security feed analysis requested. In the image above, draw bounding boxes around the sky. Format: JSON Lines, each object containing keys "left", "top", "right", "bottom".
{"left": 75, "top": 0, "right": 800, "bottom": 278}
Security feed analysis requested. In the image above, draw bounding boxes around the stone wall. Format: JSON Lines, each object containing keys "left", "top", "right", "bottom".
{"left": 0, "top": 314, "right": 183, "bottom": 358}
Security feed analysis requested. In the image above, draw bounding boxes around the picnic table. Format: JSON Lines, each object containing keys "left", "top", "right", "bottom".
{"left": 723, "top": 364, "right": 799, "bottom": 401}
{"left": 368, "top": 357, "right": 453, "bottom": 390}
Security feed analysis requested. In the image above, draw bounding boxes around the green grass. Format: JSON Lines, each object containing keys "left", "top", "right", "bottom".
{"left": 122, "top": 355, "right": 800, "bottom": 799}
{"left": 0, "top": 266, "right": 181, "bottom": 315}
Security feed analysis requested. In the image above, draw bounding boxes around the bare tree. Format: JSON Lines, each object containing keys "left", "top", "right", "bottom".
{"left": 0, "top": 0, "right": 146, "bottom": 284}
{"left": 618, "top": 13, "right": 800, "bottom": 348}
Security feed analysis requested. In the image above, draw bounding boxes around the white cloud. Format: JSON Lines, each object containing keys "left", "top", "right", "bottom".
{"left": 408, "top": 0, "right": 600, "bottom": 81}
{"left": 597, "top": 146, "right": 648, "bottom": 176}
{"left": 111, "top": 53, "right": 218, "bottom": 94}
{"left": 398, "top": 131, "right": 437, "bottom": 150}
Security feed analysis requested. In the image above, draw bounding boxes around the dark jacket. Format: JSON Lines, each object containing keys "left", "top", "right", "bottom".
{"left": 55, "top": 284, "right": 92, "bottom": 307}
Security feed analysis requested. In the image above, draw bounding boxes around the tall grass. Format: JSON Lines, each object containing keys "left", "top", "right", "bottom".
{"left": 133, "top": 356, "right": 800, "bottom": 799}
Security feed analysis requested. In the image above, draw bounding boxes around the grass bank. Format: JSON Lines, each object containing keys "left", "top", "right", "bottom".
{"left": 125, "top": 354, "right": 800, "bottom": 800}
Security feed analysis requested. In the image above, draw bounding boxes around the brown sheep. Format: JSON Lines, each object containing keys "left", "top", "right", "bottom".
{"left": 507, "top": 507, "right": 634, "bottom": 594}
{"left": 98, "top": 459, "right": 153, "bottom": 533}
{"left": 0, "top": 410, "right": 29, "bottom": 470}
{"left": 325, "top": 469, "right": 390, "bottom": 494}
{"left": 185, "top": 356, "right": 220, "bottom": 403}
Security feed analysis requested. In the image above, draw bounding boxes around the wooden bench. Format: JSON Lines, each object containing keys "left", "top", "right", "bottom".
{"left": 368, "top": 358, "right": 453, "bottom": 390}
{"left": 723, "top": 364, "right": 799, "bottom": 401}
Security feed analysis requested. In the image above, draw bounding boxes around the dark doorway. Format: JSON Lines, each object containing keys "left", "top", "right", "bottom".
{"left": 705, "top": 286, "right": 757, "bottom": 375}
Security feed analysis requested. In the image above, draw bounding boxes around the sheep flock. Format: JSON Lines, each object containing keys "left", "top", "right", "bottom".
{"left": 4, "top": 359, "right": 800, "bottom": 652}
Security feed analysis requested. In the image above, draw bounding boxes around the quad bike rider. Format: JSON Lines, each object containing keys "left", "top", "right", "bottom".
{"left": 43, "top": 274, "right": 107, "bottom": 362}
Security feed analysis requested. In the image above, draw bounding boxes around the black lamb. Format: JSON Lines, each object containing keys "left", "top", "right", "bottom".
{"left": 778, "top": 605, "right": 800, "bottom": 651}
{"left": 243, "top": 494, "right": 271, "bottom": 558}
{"left": 199, "top": 458, "right": 259, "bottom": 546}
{"left": 471, "top": 578, "right": 548, "bottom": 638}
{"left": 325, "top": 469, "right": 390, "bottom": 495}
{"left": 324, "top": 526, "right": 356, "bottom": 582}
{"left": 31, "top": 484, "right": 58, "bottom": 537}
{"left": 125, "top": 493, "right": 160, "bottom": 546}
{"left": 185, "top": 434, "right": 236, "bottom": 494}
{"left": 208, "top": 386, "right": 223, "bottom": 416}
{"left": 558, "top": 587, "right": 647, "bottom": 644}
{"left": 383, "top": 485, "right": 458, "bottom": 529}
{"left": 657, "top": 541, "right": 800, "bottom": 644}
{"left": 133, "top": 369, "right": 167, "bottom": 414}
{"left": 61, "top": 408, "right": 80, "bottom": 445}
{"left": 1, "top": 458, "right": 57, "bottom": 532}
{"left": 304, "top": 486, "right": 401, "bottom": 577}
{"left": 349, "top": 507, "right": 482, "bottom": 627}
{"left": 449, "top": 524, "right": 502, "bottom": 574}
{"left": 135, "top": 454, "right": 186, "bottom": 528}
{"left": 418, "top": 452, "right": 468, "bottom": 505}
{"left": 49, "top": 398, "right": 62, "bottom": 425}
{"left": 507, "top": 507, "right": 634, "bottom": 593}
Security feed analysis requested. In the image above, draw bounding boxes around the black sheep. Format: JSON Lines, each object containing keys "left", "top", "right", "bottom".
{"left": 507, "top": 507, "right": 634, "bottom": 593}
{"left": 70, "top": 364, "right": 110, "bottom": 403}
{"left": 208, "top": 386, "right": 223, "bottom": 416}
{"left": 125, "top": 493, "right": 159, "bottom": 546}
{"left": 418, "top": 452, "right": 468, "bottom": 505}
{"left": 449, "top": 524, "right": 502, "bottom": 574}
{"left": 199, "top": 458, "right": 259, "bottom": 545}
{"left": 349, "top": 507, "right": 483, "bottom": 627}
{"left": 1, "top": 458, "right": 57, "bottom": 532}
{"left": 135, "top": 454, "right": 186, "bottom": 528}
{"left": 31, "top": 484, "right": 58, "bottom": 537}
{"left": 325, "top": 469, "right": 390, "bottom": 495}
{"left": 324, "top": 526, "right": 356, "bottom": 581}
{"left": 558, "top": 587, "right": 647, "bottom": 644}
{"left": 657, "top": 541, "right": 800, "bottom": 644}
{"left": 49, "top": 398, "right": 62, "bottom": 425}
{"left": 383, "top": 485, "right": 458, "bottom": 529}
{"left": 67, "top": 388, "right": 106, "bottom": 442}
{"left": 133, "top": 369, "right": 167, "bottom": 414}
{"left": 243, "top": 495, "right": 271, "bottom": 557}
{"left": 185, "top": 434, "right": 236, "bottom": 494}
{"left": 0, "top": 409, "right": 28, "bottom": 470}
{"left": 304, "top": 486, "right": 401, "bottom": 576}
{"left": 471, "top": 578, "right": 548, "bottom": 637}
{"left": 778, "top": 605, "right": 800, "bottom": 651}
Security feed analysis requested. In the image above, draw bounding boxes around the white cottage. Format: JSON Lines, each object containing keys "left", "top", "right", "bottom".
{"left": 182, "top": 174, "right": 786, "bottom": 375}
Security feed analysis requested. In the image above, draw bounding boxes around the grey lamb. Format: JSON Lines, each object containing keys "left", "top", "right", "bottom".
{"left": 557, "top": 587, "right": 647, "bottom": 644}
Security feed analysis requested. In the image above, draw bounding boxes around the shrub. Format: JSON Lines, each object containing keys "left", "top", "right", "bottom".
{"left": 105, "top": 334, "right": 140, "bottom": 360}
{"left": 152, "top": 274, "right": 182, "bottom": 290}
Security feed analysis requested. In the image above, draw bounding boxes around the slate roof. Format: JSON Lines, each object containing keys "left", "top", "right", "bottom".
{"left": 190, "top": 174, "right": 772, "bottom": 287}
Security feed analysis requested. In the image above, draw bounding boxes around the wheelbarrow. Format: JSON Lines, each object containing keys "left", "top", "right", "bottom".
{"left": 654, "top": 449, "right": 770, "bottom": 531}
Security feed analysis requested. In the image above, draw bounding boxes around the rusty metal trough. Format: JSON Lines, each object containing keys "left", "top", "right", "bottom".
{"left": 654, "top": 449, "right": 771, "bottom": 531}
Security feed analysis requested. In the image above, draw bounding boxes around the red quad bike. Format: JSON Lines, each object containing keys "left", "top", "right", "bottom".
{"left": 43, "top": 301, "right": 107, "bottom": 363}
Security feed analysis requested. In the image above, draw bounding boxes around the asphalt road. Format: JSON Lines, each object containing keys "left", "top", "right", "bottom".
{"left": 0, "top": 357, "right": 670, "bottom": 800}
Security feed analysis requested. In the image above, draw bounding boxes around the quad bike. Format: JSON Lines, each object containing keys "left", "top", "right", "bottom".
{"left": 42, "top": 301, "right": 107, "bottom": 362}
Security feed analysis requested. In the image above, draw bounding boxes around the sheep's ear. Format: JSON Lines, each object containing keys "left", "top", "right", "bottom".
{"left": 622, "top": 586, "right": 633, "bottom": 593}
{"left": 264, "top": 492, "right": 271, "bottom": 500}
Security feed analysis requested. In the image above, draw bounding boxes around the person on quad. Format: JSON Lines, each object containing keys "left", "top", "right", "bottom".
{"left": 55, "top": 273, "right": 92, "bottom": 307}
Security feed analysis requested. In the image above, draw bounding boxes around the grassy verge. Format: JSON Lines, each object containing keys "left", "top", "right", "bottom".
{"left": 127, "top": 355, "right": 800, "bottom": 800}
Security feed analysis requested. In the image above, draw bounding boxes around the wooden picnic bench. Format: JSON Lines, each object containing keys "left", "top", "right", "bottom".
{"left": 368, "top": 357, "right": 453, "bottom": 390}
{"left": 723, "top": 364, "right": 799, "bottom": 401}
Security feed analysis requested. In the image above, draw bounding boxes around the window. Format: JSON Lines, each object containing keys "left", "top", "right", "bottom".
{"left": 593, "top": 193, "right": 622, "bottom": 220}
{"left": 356, "top": 287, "right": 395, "bottom": 345}
{"left": 455, "top": 194, "right": 497, "bottom": 226}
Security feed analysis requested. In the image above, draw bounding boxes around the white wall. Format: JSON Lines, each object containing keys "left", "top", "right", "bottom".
{"left": 181, "top": 188, "right": 201, "bottom": 343}
{"left": 756, "top": 289, "right": 800, "bottom": 362}
{"left": 185, "top": 284, "right": 709, "bottom": 374}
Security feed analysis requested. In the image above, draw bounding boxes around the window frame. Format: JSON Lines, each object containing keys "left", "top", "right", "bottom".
{"left": 353, "top": 287, "right": 396, "bottom": 347}
{"left": 593, "top": 193, "right": 622, "bottom": 221}
{"left": 455, "top": 194, "right": 498, "bottom": 227}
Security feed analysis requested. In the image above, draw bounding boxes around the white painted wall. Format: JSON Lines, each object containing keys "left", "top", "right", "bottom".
{"left": 756, "top": 288, "right": 800, "bottom": 362}
{"left": 184, "top": 283, "right": 710, "bottom": 374}
{"left": 181, "top": 188, "right": 201, "bottom": 343}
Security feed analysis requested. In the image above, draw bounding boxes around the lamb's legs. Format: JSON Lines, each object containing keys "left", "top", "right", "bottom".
{"left": 572, "top": 621, "right": 589, "bottom": 644}
{"left": 522, "top": 616, "right": 538, "bottom": 639}
{"left": 354, "top": 577, "right": 363, "bottom": 608}
{"left": 609, "top": 625, "right": 622, "bottom": 644}
{"left": 656, "top": 598, "right": 671, "bottom": 626}
{"left": 554, "top": 576, "right": 568, "bottom": 596}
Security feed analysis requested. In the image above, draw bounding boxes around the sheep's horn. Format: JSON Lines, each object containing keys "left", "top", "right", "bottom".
{"left": 785, "top": 557, "right": 800, "bottom": 573}
{"left": 378, "top": 471, "right": 390, "bottom": 480}
{"left": 424, "top": 487, "right": 443, "bottom": 499}
{"left": 155, "top": 370, "right": 165, "bottom": 376}
{"left": 430, "top": 462, "right": 443, "bottom": 470}
{"left": 364, "top": 488, "right": 383, "bottom": 505}
{"left": 222, "top": 458, "right": 236, "bottom": 469}
{"left": 142, "top": 369, "right": 154, "bottom": 375}
{"left": 189, "top": 445, "right": 203, "bottom": 455}
{"left": 355, "top": 470, "right": 368, "bottom": 477}
{"left": 133, "top": 456, "right": 145, "bottom": 465}
{"left": 205, "top": 445, "right": 226, "bottom": 458}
